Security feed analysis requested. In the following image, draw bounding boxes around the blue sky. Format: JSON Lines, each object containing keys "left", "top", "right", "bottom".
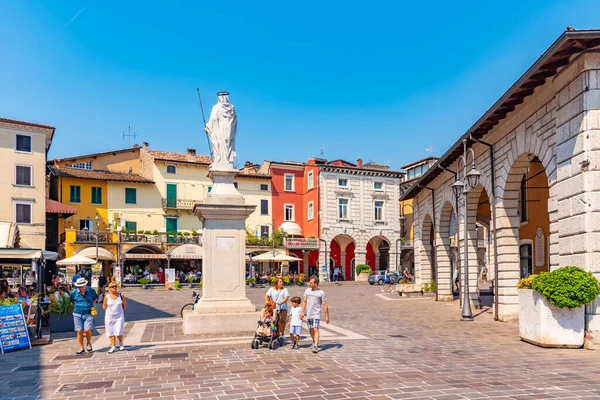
{"left": 2, "top": 1, "right": 600, "bottom": 169}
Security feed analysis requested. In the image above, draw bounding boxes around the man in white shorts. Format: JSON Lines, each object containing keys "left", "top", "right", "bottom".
{"left": 301, "top": 275, "right": 330, "bottom": 353}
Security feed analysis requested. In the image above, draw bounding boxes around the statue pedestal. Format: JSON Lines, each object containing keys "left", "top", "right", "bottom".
{"left": 183, "top": 167, "right": 260, "bottom": 335}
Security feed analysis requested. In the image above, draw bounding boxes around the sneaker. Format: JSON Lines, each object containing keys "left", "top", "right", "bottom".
{"left": 312, "top": 345, "right": 319, "bottom": 353}
{"left": 119, "top": 344, "right": 125, "bottom": 351}
{"left": 294, "top": 344, "right": 300, "bottom": 349}
{"left": 87, "top": 343, "right": 93, "bottom": 353}
{"left": 75, "top": 348, "right": 86, "bottom": 356}
{"left": 108, "top": 346, "right": 116, "bottom": 354}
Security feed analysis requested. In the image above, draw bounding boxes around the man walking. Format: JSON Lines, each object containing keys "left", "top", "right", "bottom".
{"left": 301, "top": 275, "right": 330, "bottom": 353}
{"left": 70, "top": 277, "right": 98, "bottom": 355}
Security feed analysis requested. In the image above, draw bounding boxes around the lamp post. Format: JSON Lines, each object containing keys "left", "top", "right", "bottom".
{"left": 398, "top": 203, "right": 414, "bottom": 274}
{"left": 262, "top": 223, "right": 277, "bottom": 273}
{"left": 451, "top": 139, "right": 481, "bottom": 321}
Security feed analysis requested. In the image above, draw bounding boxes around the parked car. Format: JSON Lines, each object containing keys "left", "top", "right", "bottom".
{"left": 368, "top": 271, "right": 401, "bottom": 285}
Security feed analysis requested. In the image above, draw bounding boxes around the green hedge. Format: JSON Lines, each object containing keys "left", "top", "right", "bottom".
{"left": 355, "top": 264, "right": 372, "bottom": 275}
{"left": 531, "top": 266, "right": 600, "bottom": 309}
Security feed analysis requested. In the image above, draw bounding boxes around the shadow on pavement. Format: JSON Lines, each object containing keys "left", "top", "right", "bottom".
{"left": 94, "top": 297, "right": 174, "bottom": 324}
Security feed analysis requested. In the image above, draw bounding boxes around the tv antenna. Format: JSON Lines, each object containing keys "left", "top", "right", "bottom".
{"left": 320, "top": 144, "right": 324, "bottom": 157}
{"left": 425, "top": 146, "right": 434, "bottom": 155}
{"left": 123, "top": 125, "right": 138, "bottom": 147}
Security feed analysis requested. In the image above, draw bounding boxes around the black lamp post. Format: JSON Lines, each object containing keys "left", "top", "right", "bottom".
{"left": 451, "top": 139, "right": 481, "bottom": 321}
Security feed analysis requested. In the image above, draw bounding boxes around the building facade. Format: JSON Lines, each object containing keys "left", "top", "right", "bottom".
{"left": 401, "top": 29, "right": 600, "bottom": 348}
{"left": 0, "top": 118, "right": 55, "bottom": 250}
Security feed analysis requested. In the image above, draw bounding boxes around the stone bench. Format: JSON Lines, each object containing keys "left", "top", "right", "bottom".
{"left": 395, "top": 283, "right": 423, "bottom": 297}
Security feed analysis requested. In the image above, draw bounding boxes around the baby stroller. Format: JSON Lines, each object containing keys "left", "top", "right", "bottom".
{"left": 251, "top": 305, "right": 282, "bottom": 350}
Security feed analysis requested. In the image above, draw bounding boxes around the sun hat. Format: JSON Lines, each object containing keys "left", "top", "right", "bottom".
{"left": 74, "top": 277, "right": 88, "bottom": 288}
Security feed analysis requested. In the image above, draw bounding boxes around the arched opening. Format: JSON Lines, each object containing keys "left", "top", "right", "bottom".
{"left": 496, "top": 153, "right": 551, "bottom": 320}
{"left": 366, "top": 236, "right": 391, "bottom": 271}
{"left": 437, "top": 201, "right": 456, "bottom": 301}
{"left": 465, "top": 184, "right": 493, "bottom": 308}
{"left": 122, "top": 245, "right": 167, "bottom": 284}
{"left": 330, "top": 234, "right": 355, "bottom": 281}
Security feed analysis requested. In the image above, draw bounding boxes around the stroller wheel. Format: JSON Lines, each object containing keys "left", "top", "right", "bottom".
{"left": 268, "top": 341, "right": 274, "bottom": 350}
{"left": 278, "top": 336, "right": 284, "bottom": 345}
{"left": 252, "top": 340, "right": 259, "bottom": 349}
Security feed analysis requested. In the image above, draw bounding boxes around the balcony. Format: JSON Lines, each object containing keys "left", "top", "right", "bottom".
{"left": 400, "top": 239, "right": 414, "bottom": 249}
{"left": 161, "top": 198, "right": 198, "bottom": 210}
{"left": 74, "top": 230, "right": 114, "bottom": 243}
{"left": 119, "top": 232, "right": 202, "bottom": 245}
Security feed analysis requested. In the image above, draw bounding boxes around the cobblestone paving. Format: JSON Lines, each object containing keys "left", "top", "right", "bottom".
{"left": 2, "top": 283, "right": 600, "bottom": 399}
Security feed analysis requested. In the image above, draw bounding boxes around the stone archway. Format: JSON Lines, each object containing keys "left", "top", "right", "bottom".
{"left": 496, "top": 153, "right": 552, "bottom": 321}
{"left": 330, "top": 234, "right": 356, "bottom": 281}
{"left": 437, "top": 201, "right": 456, "bottom": 301}
{"left": 366, "top": 236, "right": 391, "bottom": 271}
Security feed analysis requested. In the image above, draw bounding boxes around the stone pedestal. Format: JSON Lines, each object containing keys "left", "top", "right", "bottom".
{"left": 183, "top": 166, "right": 260, "bottom": 335}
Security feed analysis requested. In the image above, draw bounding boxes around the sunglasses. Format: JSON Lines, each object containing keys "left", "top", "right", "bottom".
{"left": 109, "top": 285, "right": 117, "bottom": 288}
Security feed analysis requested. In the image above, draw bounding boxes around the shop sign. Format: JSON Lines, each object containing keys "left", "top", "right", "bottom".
{"left": 165, "top": 268, "right": 176, "bottom": 289}
{"left": 285, "top": 238, "right": 319, "bottom": 250}
{"left": 124, "top": 253, "right": 167, "bottom": 260}
{"left": 0, "top": 304, "right": 31, "bottom": 354}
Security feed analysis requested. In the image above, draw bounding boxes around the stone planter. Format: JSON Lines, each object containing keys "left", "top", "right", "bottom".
{"left": 356, "top": 273, "right": 370, "bottom": 282}
{"left": 518, "top": 289, "right": 585, "bottom": 348}
{"left": 141, "top": 284, "right": 147, "bottom": 289}
{"left": 49, "top": 312, "right": 75, "bottom": 333}
{"left": 396, "top": 283, "right": 423, "bottom": 297}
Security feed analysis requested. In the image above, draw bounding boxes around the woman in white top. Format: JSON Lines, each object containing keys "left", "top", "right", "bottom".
{"left": 102, "top": 281, "right": 127, "bottom": 353}
{"left": 264, "top": 278, "right": 289, "bottom": 340}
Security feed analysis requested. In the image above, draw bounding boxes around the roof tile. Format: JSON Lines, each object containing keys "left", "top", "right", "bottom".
{"left": 49, "top": 166, "right": 154, "bottom": 183}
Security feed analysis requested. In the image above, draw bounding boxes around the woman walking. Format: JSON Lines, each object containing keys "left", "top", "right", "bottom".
{"left": 102, "top": 280, "right": 127, "bottom": 354}
{"left": 264, "top": 277, "right": 289, "bottom": 343}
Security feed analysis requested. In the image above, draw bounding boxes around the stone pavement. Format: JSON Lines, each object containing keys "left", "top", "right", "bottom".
{"left": 2, "top": 283, "right": 600, "bottom": 399}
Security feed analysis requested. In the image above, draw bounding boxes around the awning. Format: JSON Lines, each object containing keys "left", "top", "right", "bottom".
{"left": 0, "top": 248, "right": 42, "bottom": 261}
{"left": 279, "top": 221, "right": 302, "bottom": 236}
{"left": 76, "top": 247, "right": 116, "bottom": 261}
{"left": 0, "top": 222, "right": 19, "bottom": 248}
{"left": 167, "top": 244, "right": 203, "bottom": 259}
{"left": 56, "top": 254, "right": 97, "bottom": 266}
{"left": 124, "top": 253, "right": 167, "bottom": 260}
{"left": 45, "top": 199, "right": 77, "bottom": 215}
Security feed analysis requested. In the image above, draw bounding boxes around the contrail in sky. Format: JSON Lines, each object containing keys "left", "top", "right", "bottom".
{"left": 55, "top": 6, "right": 86, "bottom": 37}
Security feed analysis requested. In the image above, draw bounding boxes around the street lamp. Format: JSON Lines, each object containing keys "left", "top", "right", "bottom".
{"left": 451, "top": 139, "right": 481, "bottom": 322}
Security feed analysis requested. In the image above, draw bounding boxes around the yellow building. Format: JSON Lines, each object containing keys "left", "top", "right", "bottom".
{"left": 48, "top": 164, "right": 154, "bottom": 275}
{"left": 0, "top": 118, "right": 55, "bottom": 250}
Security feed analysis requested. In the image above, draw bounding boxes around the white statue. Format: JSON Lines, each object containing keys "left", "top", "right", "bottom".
{"left": 204, "top": 91, "right": 237, "bottom": 167}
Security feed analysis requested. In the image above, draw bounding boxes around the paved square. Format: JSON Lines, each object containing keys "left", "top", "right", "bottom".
{"left": 2, "top": 284, "right": 600, "bottom": 399}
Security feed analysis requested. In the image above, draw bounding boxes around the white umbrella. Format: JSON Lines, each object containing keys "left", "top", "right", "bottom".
{"left": 251, "top": 252, "right": 302, "bottom": 262}
{"left": 56, "top": 254, "right": 97, "bottom": 266}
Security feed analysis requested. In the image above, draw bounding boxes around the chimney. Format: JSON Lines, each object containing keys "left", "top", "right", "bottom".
{"left": 357, "top": 158, "right": 363, "bottom": 168}
{"left": 187, "top": 148, "right": 197, "bottom": 161}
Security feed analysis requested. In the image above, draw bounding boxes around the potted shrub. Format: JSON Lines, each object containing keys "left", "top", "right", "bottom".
{"left": 246, "top": 277, "right": 256, "bottom": 287}
{"left": 282, "top": 275, "right": 291, "bottom": 286}
{"left": 519, "top": 266, "right": 600, "bottom": 348}
{"left": 186, "top": 275, "right": 196, "bottom": 288}
{"left": 152, "top": 229, "right": 159, "bottom": 236}
{"left": 138, "top": 277, "right": 151, "bottom": 289}
{"left": 296, "top": 273, "right": 306, "bottom": 286}
{"left": 173, "top": 281, "right": 181, "bottom": 291}
{"left": 192, "top": 229, "right": 199, "bottom": 237}
{"left": 355, "top": 264, "right": 372, "bottom": 282}
{"left": 48, "top": 296, "right": 75, "bottom": 333}
{"left": 422, "top": 280, "right": 436, "bottom": 297}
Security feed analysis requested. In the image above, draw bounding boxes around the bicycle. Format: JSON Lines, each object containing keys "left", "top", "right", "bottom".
{"left": 180, "top": 291, "right": 200, "bottom": 318}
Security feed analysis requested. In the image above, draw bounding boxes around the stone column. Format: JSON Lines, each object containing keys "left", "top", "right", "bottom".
{"left": 556, "top": 57, "right": 600, "bottom": 349}
{"left": 183, "top": 167, "right": 260, "bottom": 334}
{"left": 354, "top": 250, "right": 367, "bottom": 266}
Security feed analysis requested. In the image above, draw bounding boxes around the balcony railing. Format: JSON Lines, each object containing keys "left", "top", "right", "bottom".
{"left": 161, "top": 198, "right": 198, "bottom": 210}
{"left": 400, "top": 240, "right": 414, "bottom": 249}
{"left": 119, "top": 233, "right": 202, "bottom": 245}
{"left": 75, "top": 230, "right": 113, "bottom": 243}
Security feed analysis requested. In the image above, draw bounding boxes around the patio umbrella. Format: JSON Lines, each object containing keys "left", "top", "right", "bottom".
{"left": 56, "top": 254, "right": 97, "bottom": 266}
{"left": 251, "top": 252, "right": 302, "bottom": 262}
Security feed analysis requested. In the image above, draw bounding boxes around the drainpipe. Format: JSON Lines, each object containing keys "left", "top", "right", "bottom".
{"left": 439, "top": 165, "right": 460, "bottom": 305}
{"left": 470, "top": 135, "right": 498, "bottom": 321}
{"left": 418, "top": 185, "right": 437, "bottom": 300}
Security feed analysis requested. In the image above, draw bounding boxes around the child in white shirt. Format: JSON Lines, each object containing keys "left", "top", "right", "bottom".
{"left": 288, "top": 296, "right": 303, "bottom": 349}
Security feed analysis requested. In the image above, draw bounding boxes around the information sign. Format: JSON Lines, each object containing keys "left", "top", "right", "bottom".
{"left": 0, "top": 304, "right": 31, "bottom": 354}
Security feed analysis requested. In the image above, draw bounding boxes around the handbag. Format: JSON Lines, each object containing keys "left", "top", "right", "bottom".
{"left": 81, "top": 288, "right": 98, "bottom": 316}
